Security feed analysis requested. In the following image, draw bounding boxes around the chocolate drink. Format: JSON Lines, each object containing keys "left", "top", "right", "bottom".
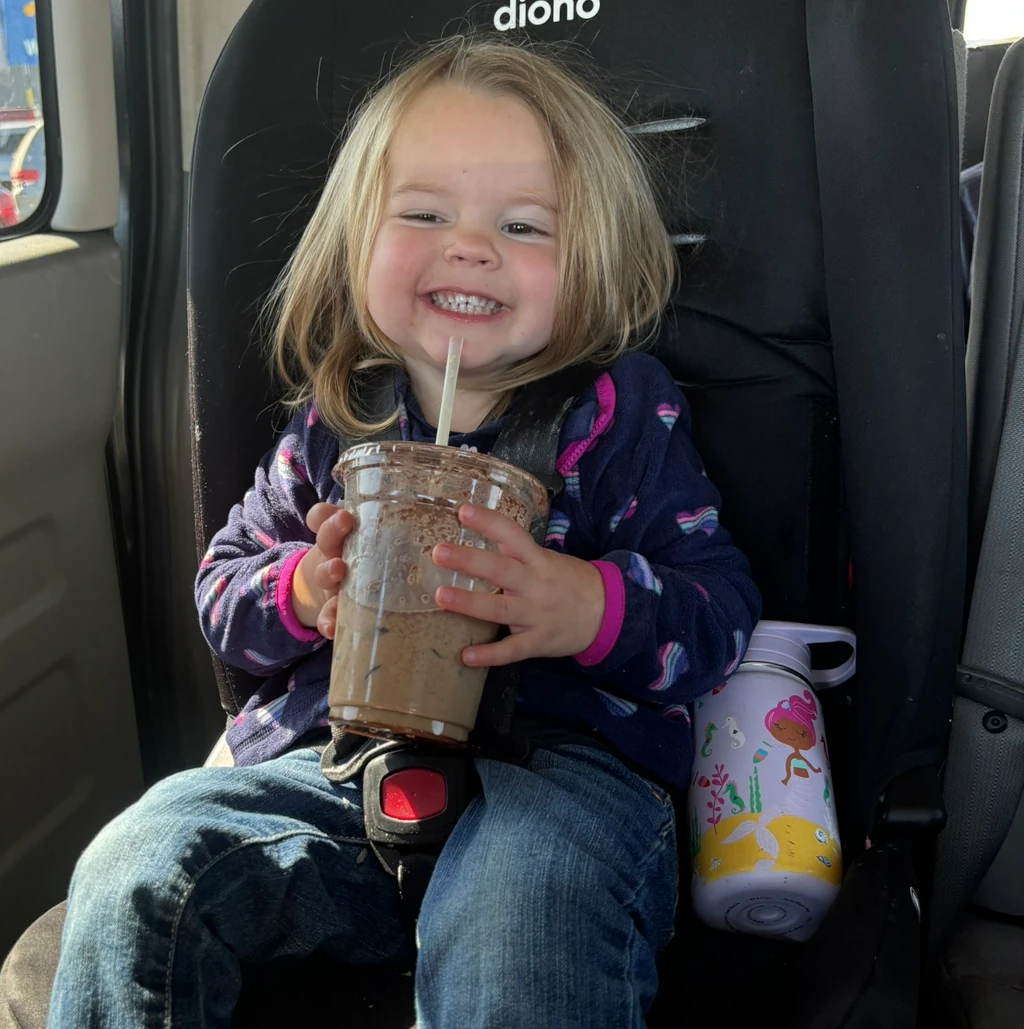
{"left": 329, "top": 592, "right": 496, "bottom": 742}
{"left": 327, "top": 441, "right": 547, "bottom": 744}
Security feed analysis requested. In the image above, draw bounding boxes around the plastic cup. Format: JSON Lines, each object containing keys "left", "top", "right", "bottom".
{"left": 327, "top": 441, "right": 548, "bottom": 744}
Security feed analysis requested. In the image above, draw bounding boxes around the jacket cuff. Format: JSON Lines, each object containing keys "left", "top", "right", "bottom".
{"left": 275, "top": 548, "right": 323, "bottom": 643}
{"left": 574, "top": 560, "right": 625, "bottom": 667}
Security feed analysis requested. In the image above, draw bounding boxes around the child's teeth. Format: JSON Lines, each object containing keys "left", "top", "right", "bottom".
{"left": 430, "top": 292, "right": 502, "bottom": 315}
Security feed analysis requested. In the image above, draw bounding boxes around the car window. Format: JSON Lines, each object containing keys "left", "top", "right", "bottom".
{"left": 0, "top": 128, "right": 30, "bottom": 155}
{"left": 10, "top": 122, "right": 44, "bottom": 219}
{"left": 0, "top": 0, "right": 51, "bottom": 231}
{"left": 964, "top": 0, "right": 1024, "bottom": 45}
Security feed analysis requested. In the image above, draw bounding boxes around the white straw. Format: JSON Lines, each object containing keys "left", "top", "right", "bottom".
{"left": 434, "top": 336, "right": 464, "bottom": 447}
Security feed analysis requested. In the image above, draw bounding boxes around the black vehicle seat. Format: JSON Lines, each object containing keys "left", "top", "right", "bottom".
{"left": 932, "top": 34, "right": 1024, "bottom": 947}
{"left": 1, "top": 1, "right": 966, "bottom": 1027}
{"left": 963, "top": 37, "right": 1016, "bottom": 171}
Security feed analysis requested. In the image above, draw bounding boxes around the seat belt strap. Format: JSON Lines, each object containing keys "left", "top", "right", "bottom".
{"left": 476, "top": 361, "right": 601, "bottom": 738}
{"left": 490, "top": 360, "right": 602, "bottom": 527}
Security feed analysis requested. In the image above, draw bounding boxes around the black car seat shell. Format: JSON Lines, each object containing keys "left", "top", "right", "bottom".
{"left": 191, "top": 0, "right": 965, "bottom": 839}
{"left": 1, "top": 1, "right": 967, "bottom": 1027}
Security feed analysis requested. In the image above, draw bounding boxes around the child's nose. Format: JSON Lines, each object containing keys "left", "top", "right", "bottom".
{"left": 443, "top": 231, "right": 500, "bottom": 268}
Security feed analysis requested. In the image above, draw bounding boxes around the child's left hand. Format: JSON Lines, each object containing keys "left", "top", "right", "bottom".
{"left": 432, "top": 504, "right": 605, "bottom": 668}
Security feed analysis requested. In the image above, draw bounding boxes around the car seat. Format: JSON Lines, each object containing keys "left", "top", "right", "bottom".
{"left": 962, "top": 37, "right": 1015, "bottom": 171}
{"left": 931, "top": 35, "right": 1024, "bottom": 950}
{"left": 0, "top": 0, "right": 966, "bottom": 1027}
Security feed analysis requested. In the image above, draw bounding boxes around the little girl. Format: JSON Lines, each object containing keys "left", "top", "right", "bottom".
{"left": 49, "top": 36, "right": 760, "bottom": 1029}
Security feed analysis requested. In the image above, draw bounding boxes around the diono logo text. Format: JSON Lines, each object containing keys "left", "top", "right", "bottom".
{"left": 493, "top": 0, "right": 601, "bottom": 31}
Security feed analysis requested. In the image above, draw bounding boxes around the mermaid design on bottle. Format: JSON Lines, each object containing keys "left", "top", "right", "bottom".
{"left": 765, "top": 690, "right": 822, "bottom": 786}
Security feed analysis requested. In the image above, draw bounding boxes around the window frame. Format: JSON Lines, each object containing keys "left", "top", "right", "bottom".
{"left": 0, "top": 0, "right": 62, "bottom": 239}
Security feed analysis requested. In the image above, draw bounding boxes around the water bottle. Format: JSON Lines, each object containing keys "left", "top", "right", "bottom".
{"left": 689, "top": 620, "right": 856, "bottom": 942}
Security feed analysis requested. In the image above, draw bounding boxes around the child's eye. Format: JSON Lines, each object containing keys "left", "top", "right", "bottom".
{"left": 400, "top": 212, "right": 443, "bottom": 224}
{"left": 503, "top": 221, "right": 546, "bottom": 237}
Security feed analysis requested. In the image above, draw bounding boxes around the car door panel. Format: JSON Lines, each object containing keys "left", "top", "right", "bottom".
{"left": 0, "top": 232, "right": 143, "bottom": 954}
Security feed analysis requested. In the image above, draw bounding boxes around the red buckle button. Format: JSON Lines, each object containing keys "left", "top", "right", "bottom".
{"left": 380, "top": 769, "right": 448, "bottom": 821}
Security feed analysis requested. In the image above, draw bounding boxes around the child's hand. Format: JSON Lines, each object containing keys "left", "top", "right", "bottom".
{"left": 431, "top": 504, "right": 605, "bottom": 667}
{"left": 292, "top": 503, "right": 354, "bottom": 637}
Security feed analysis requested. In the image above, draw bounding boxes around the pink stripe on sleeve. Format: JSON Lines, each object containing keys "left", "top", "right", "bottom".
{"left": 574, "top": 560, "right": 625, "bottom": 667}
{"left": 275, "top": 548, "right": 323, "bottom": 643}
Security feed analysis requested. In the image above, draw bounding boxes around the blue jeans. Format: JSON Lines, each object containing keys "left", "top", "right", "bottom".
{"left": 48, "top": 743, "right": 677, "bottom": 1028}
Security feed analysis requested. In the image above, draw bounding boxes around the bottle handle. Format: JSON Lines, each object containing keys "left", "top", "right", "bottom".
{"left": 792, "top": 624, "right": 857, "bottom": 688}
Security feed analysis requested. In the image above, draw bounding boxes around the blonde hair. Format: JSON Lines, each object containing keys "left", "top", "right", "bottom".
{"left": 270, "top": 34, "right": 675, "bottom": 437}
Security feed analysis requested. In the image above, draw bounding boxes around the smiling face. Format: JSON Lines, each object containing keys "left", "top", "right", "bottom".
{"left": 365, "top": 83, "right": 559, "bottom": 386}
{"left": 769, "top": 716, "right": 812, "bottom": 750}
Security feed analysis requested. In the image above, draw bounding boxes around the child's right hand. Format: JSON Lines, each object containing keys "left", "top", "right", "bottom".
{"left": 291, "top": 503, "right": 354, "bottom": 637}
